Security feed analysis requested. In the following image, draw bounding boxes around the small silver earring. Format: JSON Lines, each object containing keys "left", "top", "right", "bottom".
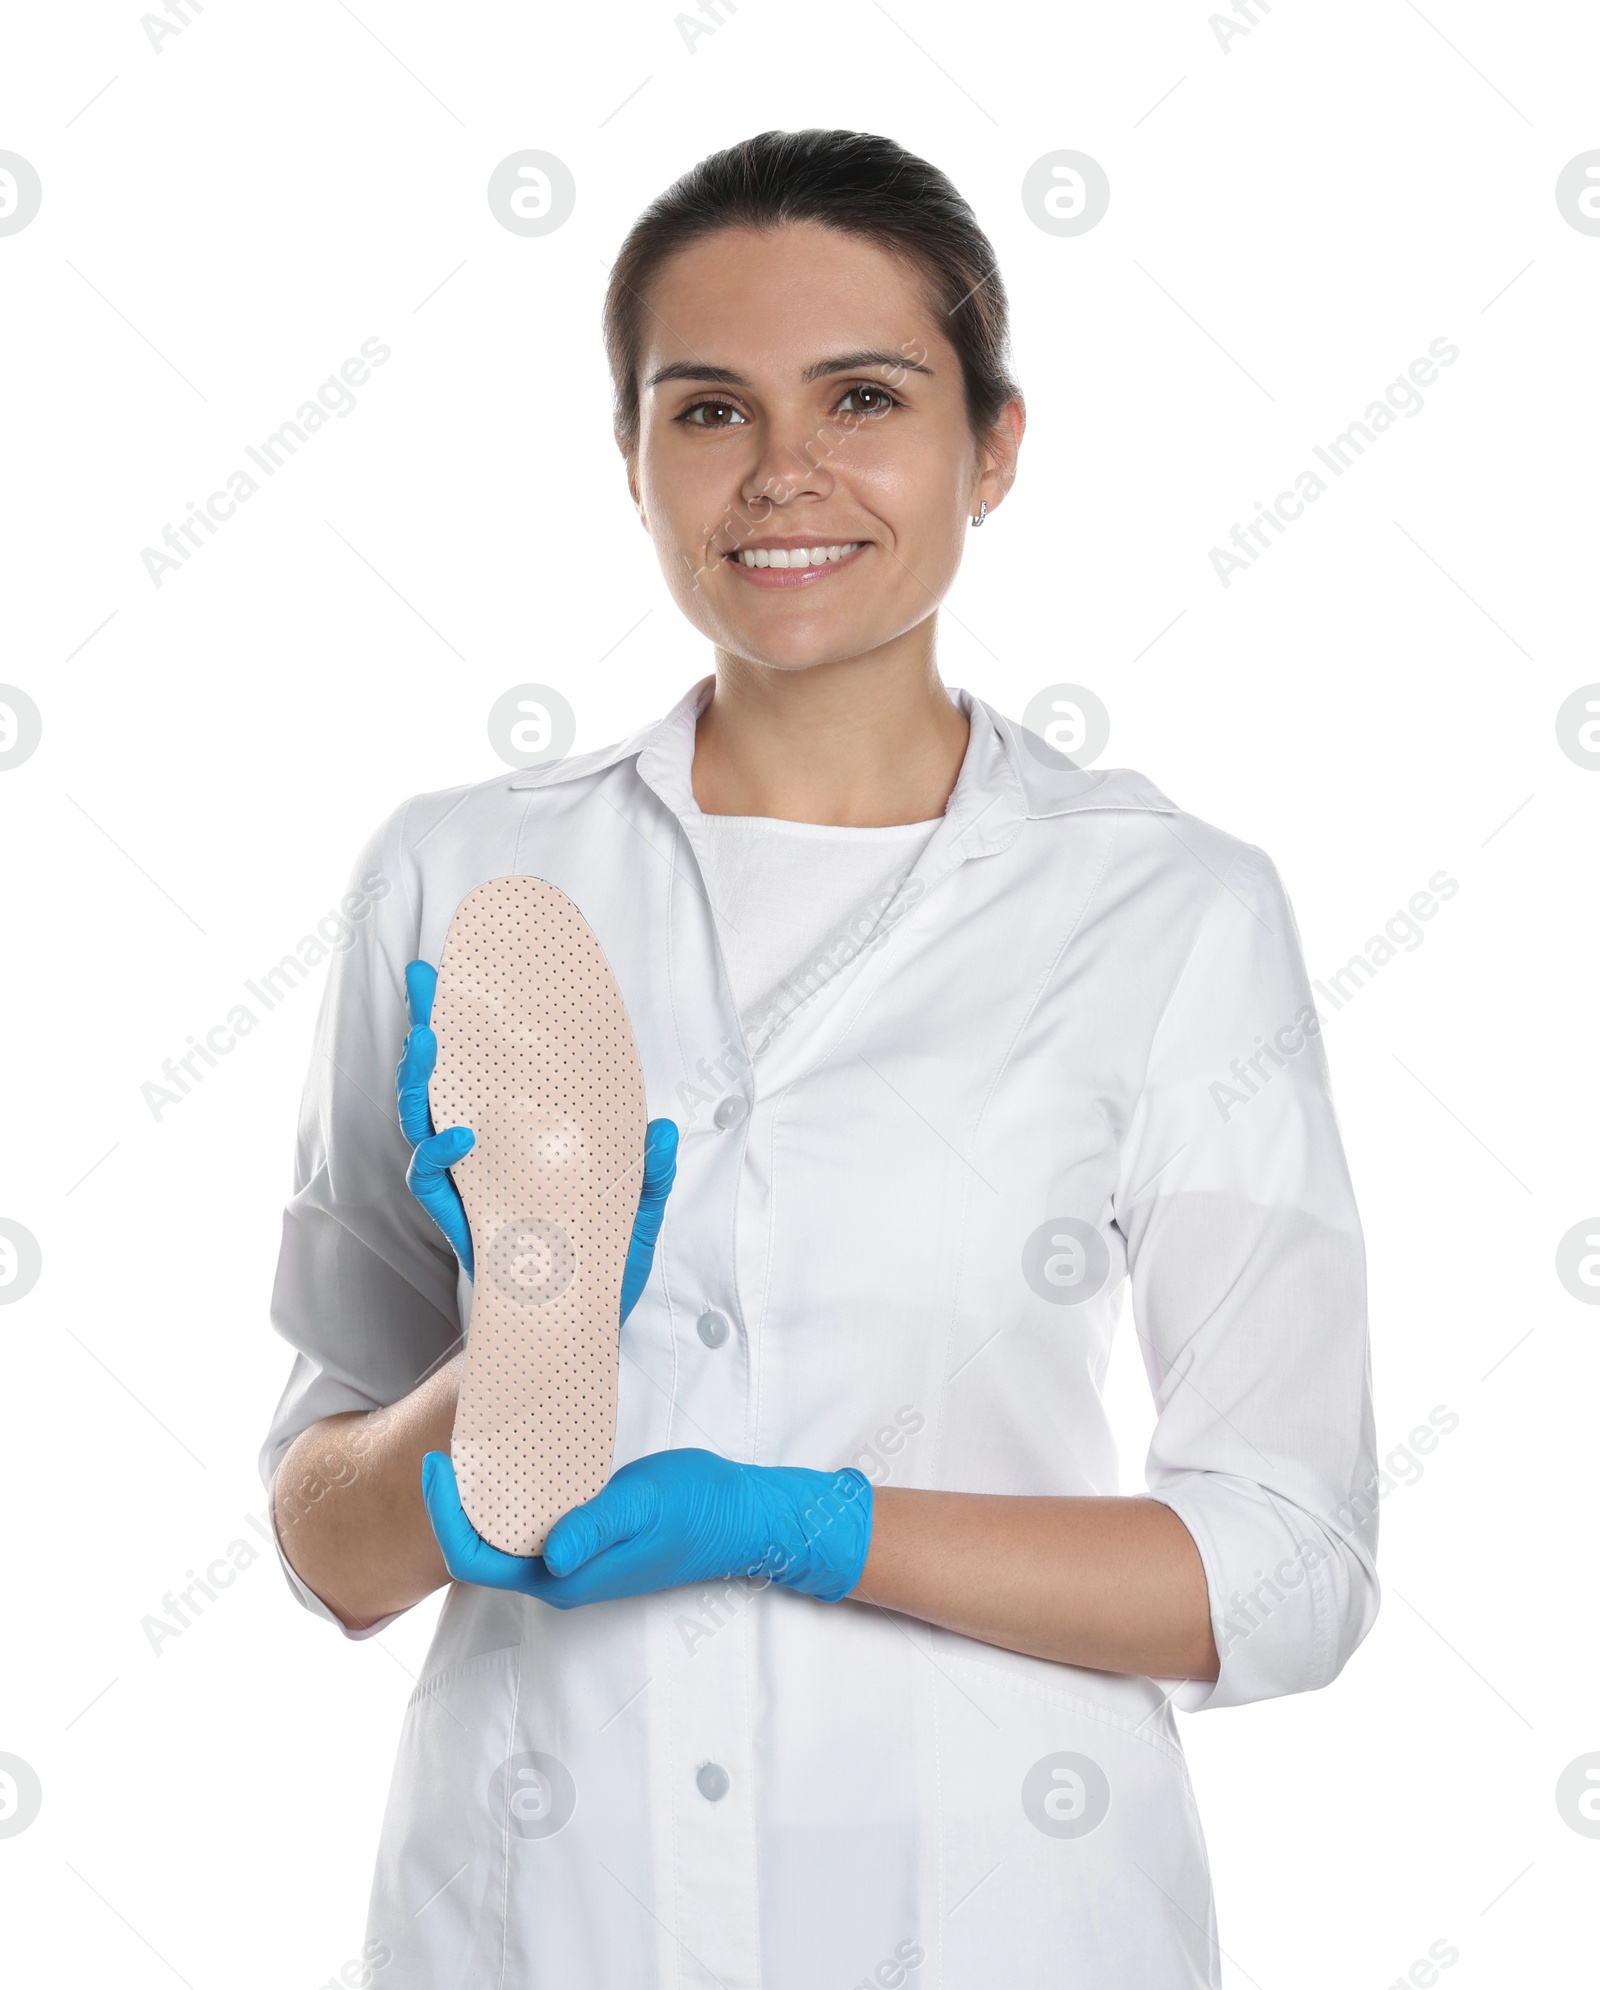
{"left": 970, "top": 500, "right": 988, "bottom": 527}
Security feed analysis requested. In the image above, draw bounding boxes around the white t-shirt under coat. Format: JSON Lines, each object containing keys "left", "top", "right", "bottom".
{"left": 691, "top": 811, "right": 942, "bottom": 1036}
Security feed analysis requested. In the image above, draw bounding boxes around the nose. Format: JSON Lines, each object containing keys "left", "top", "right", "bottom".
{"left": 741, "top": 399, "right": 839, "bottom": 514}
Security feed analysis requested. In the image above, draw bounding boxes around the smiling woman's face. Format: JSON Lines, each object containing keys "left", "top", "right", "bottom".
{"left": 626, "top": 221, "right": 1020, "bottom": 674}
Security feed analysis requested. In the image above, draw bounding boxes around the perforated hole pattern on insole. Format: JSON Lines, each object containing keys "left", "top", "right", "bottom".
{"left": 429, "top": 877, "right": 646, "bottom": 1556}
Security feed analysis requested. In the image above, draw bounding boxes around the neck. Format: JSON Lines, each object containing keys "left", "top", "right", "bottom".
{"left": 691, "top": 626, "right": 969, "bottom": 826}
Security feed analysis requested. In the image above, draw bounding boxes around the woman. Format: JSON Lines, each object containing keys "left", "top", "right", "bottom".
{"left": 263, "top": 129, "right": 1378, "bottom": 1988}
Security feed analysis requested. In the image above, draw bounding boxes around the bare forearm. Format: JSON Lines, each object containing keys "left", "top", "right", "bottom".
{"left": 272, "top": 1356, "right": 461, "bottom": 1632}
{"left": 849, "top": 1490, "right": 1219, "bottom": 1682}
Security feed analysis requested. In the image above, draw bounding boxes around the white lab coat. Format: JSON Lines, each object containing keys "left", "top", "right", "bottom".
{"left": 261, "top": 677, "right": 1378, "bottom": 1989}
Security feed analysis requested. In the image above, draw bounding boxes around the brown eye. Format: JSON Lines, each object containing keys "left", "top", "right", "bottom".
{"left": 837, "top": 384, "right": 897, "bottom": 417}
{"left": 681, "top": 398, "right": 747, "bottom": 428}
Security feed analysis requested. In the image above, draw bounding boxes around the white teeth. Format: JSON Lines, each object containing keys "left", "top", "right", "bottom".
{"left": 736, "top": 543, "right": 861, "bottom": 569}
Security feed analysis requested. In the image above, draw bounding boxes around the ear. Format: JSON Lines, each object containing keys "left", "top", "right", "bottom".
{"left": 971, "top": 396, "right": 1026, "bottom": 517}
{"left": 619, "top": 436, "right": 648, "bottom": 528}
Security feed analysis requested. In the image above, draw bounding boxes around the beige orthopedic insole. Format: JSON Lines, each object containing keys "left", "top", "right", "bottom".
{"left": 430, "top": 877, "right": 646, "bottom": 1556}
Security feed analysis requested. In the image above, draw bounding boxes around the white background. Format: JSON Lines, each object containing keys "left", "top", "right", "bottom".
{"left": 2, "top": 2, "right": 1598, "bottom": 1984}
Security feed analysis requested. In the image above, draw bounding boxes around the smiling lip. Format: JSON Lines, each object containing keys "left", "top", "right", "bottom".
{"left": 722, "top": 537, "right": 871, "bottom": 589}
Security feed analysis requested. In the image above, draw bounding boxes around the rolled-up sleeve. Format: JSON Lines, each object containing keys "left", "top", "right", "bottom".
{"left": 258, "top": 799, "right": 465, "bottom": 1636}
{"left": 1116, "top": 842, "right": 1379, "bottom": 1710}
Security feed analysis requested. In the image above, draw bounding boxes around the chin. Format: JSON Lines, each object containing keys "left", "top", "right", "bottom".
{"left": 709, "top": 597, "right": 925, "bottom": 674}
{"left": 721, "top": 627, "right": 891, "bottom": 673}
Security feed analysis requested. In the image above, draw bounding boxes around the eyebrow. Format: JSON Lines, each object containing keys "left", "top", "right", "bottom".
{"left": 644, "top": 349, "right": 934, "bottom": 390}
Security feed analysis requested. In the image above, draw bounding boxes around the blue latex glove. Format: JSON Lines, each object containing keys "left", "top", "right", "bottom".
{"left": 422, "top": 1446, "right": 873, "bottom": 1608}
{"left": 396, "top": 956, "right": 678, "bottom": 1317}
{"left": 397, "top": 960, "right": 476, "bottom": 1275}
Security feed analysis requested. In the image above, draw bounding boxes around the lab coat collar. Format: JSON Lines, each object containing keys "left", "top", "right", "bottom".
{"left": 507, "top": 675, "right": 1177, "bottom": 829}
{"left": 504, "top": 680, "right": 710, "bottom": 797}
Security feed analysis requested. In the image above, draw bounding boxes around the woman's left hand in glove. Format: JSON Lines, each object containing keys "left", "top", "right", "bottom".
{"left": 422, "top": 1445, "right": 873, "bottom": 1607}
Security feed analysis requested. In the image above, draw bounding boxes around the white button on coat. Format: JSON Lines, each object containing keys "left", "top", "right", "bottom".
{"left": 696, "top": 1762, "right": 731, "bottom": 1803}
{"left": 261, "top": 678, "right": 1378, "bottom": 1989}
{"left": 696, "top": 1308, "right": 731, "bottom": 1348}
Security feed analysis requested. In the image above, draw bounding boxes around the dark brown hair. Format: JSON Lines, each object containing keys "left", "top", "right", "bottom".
{"left": 603, "top": 128, "right": 1020, "bottom": 453}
